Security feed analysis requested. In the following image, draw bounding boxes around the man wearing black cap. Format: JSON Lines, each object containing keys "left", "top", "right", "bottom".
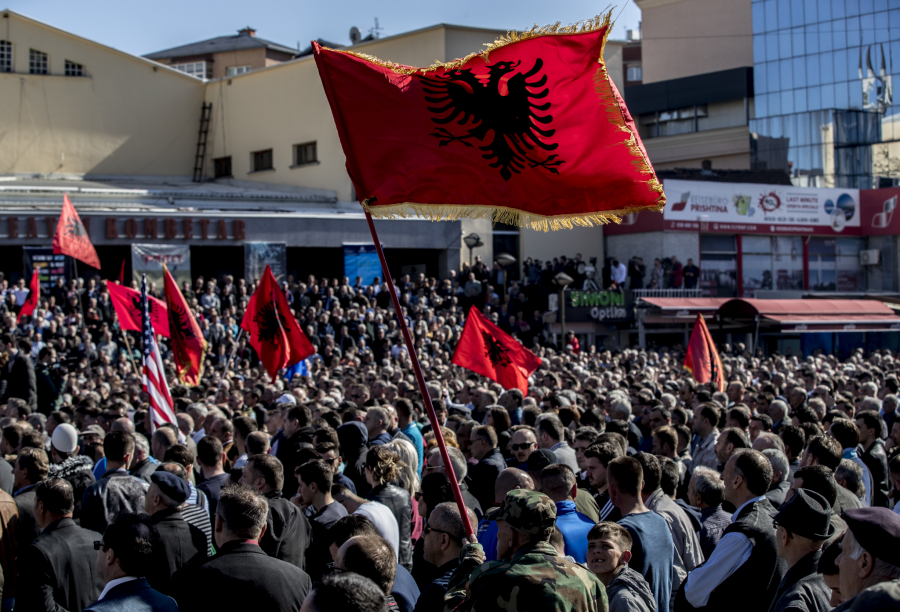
{"left": 769, "top": 489, "right": 834, "bottom": 612}
{"left": 833, "top": 507, "right": 900, "bottom": 607}
{"left": 144, "top": 467, "right": 208, "bottom": 595}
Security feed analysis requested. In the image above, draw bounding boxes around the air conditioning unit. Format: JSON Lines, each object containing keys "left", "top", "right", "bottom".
{"left": 860, "top": 249, "right": 880, "bottom": 265}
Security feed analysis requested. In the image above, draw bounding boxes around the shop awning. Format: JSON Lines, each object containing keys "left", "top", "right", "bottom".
{"left": 639, "top": 297, "right": 729, "bottom": 312}
{"left": 717, "top": 298, "right": 895, "bottom": 318}
{"left": 762, "top": 314, "right": 900, "bottom": 332}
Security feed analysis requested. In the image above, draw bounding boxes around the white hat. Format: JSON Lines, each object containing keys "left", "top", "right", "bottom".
{"left": 51, "top": 423, "right": 79, "bottom": 454}
{"left": 275, "top": 393, "right": 297, "bottom": 406}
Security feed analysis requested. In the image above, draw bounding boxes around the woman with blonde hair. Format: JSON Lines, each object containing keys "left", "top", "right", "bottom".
{"left": 365, "top": 445, "right": 414, "bottom": 570}
{"left": 386, "top": 438, "right": 424, "bottom": 541}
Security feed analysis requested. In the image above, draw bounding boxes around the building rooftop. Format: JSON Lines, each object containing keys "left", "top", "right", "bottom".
{"left": 144, "top": 28, "right": 298, "bottom": 60}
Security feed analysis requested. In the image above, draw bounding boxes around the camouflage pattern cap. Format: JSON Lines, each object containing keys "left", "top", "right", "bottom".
{"left": 485, "top": 489, "right": 557, "bottom": 536}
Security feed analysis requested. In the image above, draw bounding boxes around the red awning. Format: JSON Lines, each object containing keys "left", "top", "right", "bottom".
{"left": 639, "top": 297, "right": 729, "bottom": 311}
{"left": 718, "top": 298, "right": 895, "bottom": 318}
{"left": 763, "top": 313, "right": 900, "bottom": 332}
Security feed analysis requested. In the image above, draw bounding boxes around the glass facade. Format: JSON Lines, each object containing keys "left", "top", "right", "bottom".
{"left": 750, "top": 0, "right": 900, "bottom": 188}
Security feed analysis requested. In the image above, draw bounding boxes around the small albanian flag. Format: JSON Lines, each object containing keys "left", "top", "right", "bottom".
{"left": 107, "top": 281, "right": 170, "bottom": 337}
{"left": 163, "top": 263, "right": 206, "bottom": 385}
{"left": 17, "top": 269, "right": 40, "bottom": 323}
{"left": 53, "top": 194, "right": 101, "bottom": 269}
{"left": 452, "top": 307, "right": 541, "bottom": 393}
{"left": 241, "top": 265, "right": 315, "bottom": 380}
{"left": 313, "top": 11, "right": 664, "bottom": 231}
{"left": 684, "top": 314, "right": 725, "bottom": 392}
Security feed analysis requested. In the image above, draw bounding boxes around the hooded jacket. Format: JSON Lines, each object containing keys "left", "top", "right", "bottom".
{"left": 338, "top": 421, "right": 371, "bottom": 497}
{"left": 607, "top": 566, "right": 657, "bottom": 612}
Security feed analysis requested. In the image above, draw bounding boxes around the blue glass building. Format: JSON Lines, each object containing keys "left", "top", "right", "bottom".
{"left": 751, "top": 0, "right": 899, "bottom": 188}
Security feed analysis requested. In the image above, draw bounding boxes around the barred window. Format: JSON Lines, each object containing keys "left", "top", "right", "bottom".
{"left": 65, "top": 60, "right": 84, "bottom": 76}
{"left": 29, "top": 48, "right": 48, "bottom": 75}
{"left": 0, "top": 41, "right": 12, "bottom": 73}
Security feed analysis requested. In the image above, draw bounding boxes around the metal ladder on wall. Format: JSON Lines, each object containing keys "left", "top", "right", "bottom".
{"left": 192, "top": 102, "right": 212, "bottom": 182}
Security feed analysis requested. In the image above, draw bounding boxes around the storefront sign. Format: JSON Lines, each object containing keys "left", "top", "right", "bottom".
{"left": 561, "top": 289, "right": 632, "bottom": 322}
{"left": 23, "top": 247, "right": 74, "bottom": 287}
{"left": 663, "top": 180, "right": 861, "bottom": 235}
{"left": 0, "top": 216, "right": 245, "bottom": 241}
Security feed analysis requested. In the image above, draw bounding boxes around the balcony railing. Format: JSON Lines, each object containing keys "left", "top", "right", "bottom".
{"left": 633, "top": 288, "right": 703, "bottom": 299}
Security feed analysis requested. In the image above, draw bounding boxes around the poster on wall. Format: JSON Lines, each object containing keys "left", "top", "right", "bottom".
{"left": 343, "top": 243, "right": 382, "bottom": 286}
{"left": 131, "top": 245, "right": 191, "bottom": 289}
{"left": 245, "top": 243, "right": 287, "bottom": 284}
{"left": 23, "top": 247, "right": 74, "bottom": 288}
{"left": 663, "top": 180, "right": 861, "bottom": 235}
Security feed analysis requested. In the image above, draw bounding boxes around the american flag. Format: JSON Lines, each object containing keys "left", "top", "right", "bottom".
{"left": 141, "top": 274, "right": 175, "bottom": 431}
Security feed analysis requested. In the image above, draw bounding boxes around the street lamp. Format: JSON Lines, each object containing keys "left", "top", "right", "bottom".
{"left": 554, "top": 272, "right": 574, "bottom": 347}
{"left": 463, "top": 233, "right": 483, "bottom": 266}
{"left": 495, "top": 252, "right": 516, "bottom": 297}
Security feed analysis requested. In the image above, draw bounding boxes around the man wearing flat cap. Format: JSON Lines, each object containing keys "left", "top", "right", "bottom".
{"left": 144, "top": 466, "right": 208, "bottom": 595}
{"left": 832, "top": 507, "right": 900, "bottom": 609}
{"left": 444, "top": 489, "right": 609, "bottom": 612}
{"left": 769, "top": 489, "right": 835, "bottom": 612}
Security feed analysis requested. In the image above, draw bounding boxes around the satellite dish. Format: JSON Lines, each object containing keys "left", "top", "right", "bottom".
{"left": 349, "top": 26, "right": 362, "bottom": 44}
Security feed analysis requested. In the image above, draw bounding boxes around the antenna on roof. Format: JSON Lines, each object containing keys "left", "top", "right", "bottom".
{"left": 369, "top": 17, "right": 383, "bottom": 39}
{"left": 349, "top": 26, "right": 362, "bottom": 44}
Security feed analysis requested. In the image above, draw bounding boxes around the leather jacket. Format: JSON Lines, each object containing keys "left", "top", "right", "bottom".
{"left": 367, "top": 483, "right": 413, "bottom": 570}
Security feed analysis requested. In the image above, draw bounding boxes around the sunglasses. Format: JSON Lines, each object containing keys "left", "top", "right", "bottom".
{"left": 93, "top": 541, "right": 109, "bottom": 551}
{"left": 511, "top": 443, "right": 535, "bottom": 451}
{"left": 424, "top": 525, "right": 459, "bottom": 541}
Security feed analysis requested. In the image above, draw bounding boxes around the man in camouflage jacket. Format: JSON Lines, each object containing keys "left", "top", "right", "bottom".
{"left": 444, "top": 489, "right": 609, "bottom": 612}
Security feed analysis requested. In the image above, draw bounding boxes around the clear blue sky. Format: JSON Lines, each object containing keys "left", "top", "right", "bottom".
{"left": 5, "top": 0, "right": 641, "bottom": 56}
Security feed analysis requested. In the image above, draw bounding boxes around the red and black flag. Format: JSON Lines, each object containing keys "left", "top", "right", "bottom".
{"left": 684, "top": 314, "right": 725, "bottom": 392}
{"left": 53, "top": 194, "right": 101, "bottom": 269}
{"left": 452, "top": 307, "right": 541, "bottom": 393}
{"left": 313, "top": 11, "right": 664, "bottom": 231}
{"left": 163, "top": 263, "right": 205, "bottom": 386}
{"left": 107, "top": 281, "right": 170, "bottom": 337}
{"left": 17, "top": 269, "right": 40, "bottom": 323}
{"left": 241, "top": 265, "right": 315, "bottom": 380}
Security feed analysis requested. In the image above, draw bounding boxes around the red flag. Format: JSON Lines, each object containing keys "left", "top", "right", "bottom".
{"left": 53, "top": 194, "right": 101, "bottom": 269}
{"left": 312, "top": 11, "right": 664, "bottom": 231}
{"left": 17, "top": 269, "right": 40, "bottom": 323}
{"left": 118, "top": 260, "right": 126, "bottom": 285}
{"left": 162, "top": 264, "right": 206, "bottom": 386}
{"left": 107, "top": 281, "right": 170, "bottom": 337}
{"left": 452, "top": 307, "right": 541, "bottom": 393}
{"left": 684, "top": 314, "right": 725, "bottom": 392}
{"left": 241, "top": 265, "right": 314, "bottom": 380}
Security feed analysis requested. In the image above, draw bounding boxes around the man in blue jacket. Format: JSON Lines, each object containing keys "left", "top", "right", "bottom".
{"left": 85, "top": 512, "right": 178, "bottom": 612}
{"left": 540, "top": 464, "right": 594, "bottom": 563}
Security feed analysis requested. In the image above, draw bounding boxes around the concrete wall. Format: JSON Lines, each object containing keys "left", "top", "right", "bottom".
{"left": 643, "top": 125, "right": 751, "bottom": 168}
{"left": 635, "top": 0, "right": 752, "bottom": 84}
{"left": 607, "top": 231, "right": 699, "bottom": 269}
{"left": 0, "top": 12, "right": 204, "bottom": 177}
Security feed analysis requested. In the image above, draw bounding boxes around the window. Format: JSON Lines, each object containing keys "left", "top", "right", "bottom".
{"left": 740, "top": 236, "right": 803, "bottom": 296}
{"left": 293, "top": 141, "right": 318, "bottom": 166}
{"left": 641, "top": 105, "right": 708, "bottom": 138}
{"left": 226, "top": 65, "right": 251, "bottom": 76}
{"left": 171, "top": 61, "right": 210, "bottom": 80}
{"left": 700, "top": 235, "right": 737, "bottom": 297}
{"left": 213, "top": 156, "right": 232, "bottom": 178}
{"left": 0, "top": 41, "right": 11, "bottom": 73}
{"left": 29, "top": 49, "right": 48, "bottom": 75}
{"left": 64, "top": 60, "right": 84, "bottom": 76}
{"left": 251, "top": 149, "right": 273, "bottom": 172}
{"left": 626, "top": 65, "right": 642, "bottom": 81}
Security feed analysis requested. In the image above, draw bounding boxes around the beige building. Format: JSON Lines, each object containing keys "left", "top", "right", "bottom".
{"left": 0, "top": 10, "right": 630, "bottom": 279}
{"left": 631, "top": 0, "right": 754, "bottom": 171}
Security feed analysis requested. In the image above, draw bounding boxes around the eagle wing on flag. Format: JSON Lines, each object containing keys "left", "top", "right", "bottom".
{"left": 53, "top": 194, "right": 101, "bottom": 269}
{"left": 313, "top": 10, "right": 664, "bottom": 231}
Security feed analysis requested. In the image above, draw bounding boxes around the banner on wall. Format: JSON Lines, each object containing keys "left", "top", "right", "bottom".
{"left": 23, "top": 247, "right": 74, "bottom": 288}
{"left": 662, "top": 180, "right": 861, "bottom": 235}
{"left": 131, "top": 245, "right": 191, "bottom": 289}
{"left": 860, "top": 187, "right": 900, "bottom": 235}
{"left": 343, "top": 243, "right": 382, "bottom": 286}
{"left": 245, "top": 243, "right": 287, "bottom": 284}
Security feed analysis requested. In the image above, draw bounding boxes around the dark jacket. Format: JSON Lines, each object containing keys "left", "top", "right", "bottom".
{"left": 36, "top": 362, "right": 65, "bottom": 415}
{"left": 766, "top": 478, "right": 791, "bottom": 510}
{"left": 367, "top": 483, "right": 413, "bottom": 571}
{"left": 859, "top": 439, "right": 890, "bottom": 508}
{"left": 261, "top": 490, "right": 311, "bottom": 570}
{"left": 128, "top": 459, "right": 157, "bottom": 486}
{"left": 0, "top": 489, "right": 18, "bottom": 600}
{"left": 607, "top": 566, "right": 657, "bottom": 612}
{"left": 0, "top": 457, "right": 13, "bottom": 495}
{"left": 147, "top": 508, "right": 208, "bottom": 596}
{"left": 81, "top": 469, "right": 149, "bottom": 535}
{"left": 338, "top": 421, "right": 371, "bottom": 498}
{"left": 459, "top": 480, "right": 483, "bottom": 522}
{"left": 172, "top": 540, "right": 312, "bottom": 612}
{"left": 1, "top": 350, "right": 37, "bottom": 410}
{"left": 468, "top": 447, "right": 507, "bottom": 511}
{"left": 413, "top": 559, "right": 459, "bottom": 612}
{"left": 48, "top": 454, "right": 96, "bottom": 525}
{"left": 84, "top": 577, "right": 179, "bottom": 612}
{"left": 16, "top": 518, "right": 104, "bottom": 612}
{"left": 14, "top": 486, "right": 40, "bottom": 550}
{"left": 275, "top": 427, "right": 315, "bottom": 499}
{"left": 305, "top": 501, "right": 348, "bottom": 582}
{"left": 768, "top": 550, "right": 832, "bottom": 612}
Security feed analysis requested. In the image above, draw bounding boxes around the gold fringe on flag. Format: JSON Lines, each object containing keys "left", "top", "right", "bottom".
{"left": 328, "top": 7, "right": 667, "bottom": 231}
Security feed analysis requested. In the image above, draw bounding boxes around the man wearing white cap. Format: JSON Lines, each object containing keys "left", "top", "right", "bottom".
{"left": 47, "top": 423, "right": 96, "bottom": 525}
{"left": 269, "top": 394, "right": 297, "bottom": 458}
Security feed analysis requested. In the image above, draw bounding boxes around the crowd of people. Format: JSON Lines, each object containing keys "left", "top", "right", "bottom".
{"left": 1, "top": 264, "right": 900, "bottom": 612}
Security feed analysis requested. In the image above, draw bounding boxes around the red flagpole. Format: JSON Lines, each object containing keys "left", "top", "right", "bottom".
{"left": 363, "top": 210, "right": 474, "bottom": 538}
